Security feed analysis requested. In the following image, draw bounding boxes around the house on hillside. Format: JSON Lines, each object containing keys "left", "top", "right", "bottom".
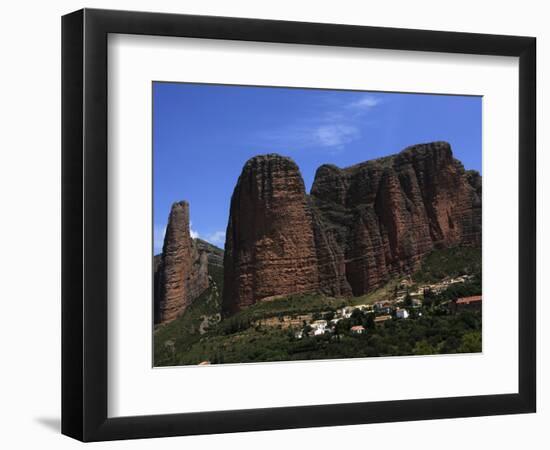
{"left": 354, "top": 304, "right": 371, "bottom": 312}
{"left": 310, "top": 320, "right": 328, "bottom": 336}
{"left": 312, "top": 320, "right": 327, "bottom": 329}
{"left": 395, "top": 308, "right": 409, "bottom": 319}
{"left": 350, "top": 325, "right": 366, "bottom": 335}
{"left": 341, "top": 307, "right": 354, "bottom": 319}
{"left": 449, "top": 295, "right": 482, "bottom": 313}
{"left": 374, "top": 315, "right": 392, "bottom": 324}
{"left": 374, "top": 301, "right": 392, "bottom": 315}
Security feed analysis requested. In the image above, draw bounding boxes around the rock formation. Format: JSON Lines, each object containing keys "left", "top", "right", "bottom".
{"left": 310, "top": 141, "right": 481, "bottom": 297}
{"left": 222, "top": 154, "right": 319, "bottom": 315}
{"left": 195, "top": 239, "right": 224, "bottom": 270}
{"left": 222, "top": 142, "right": 481, "bottom": 314}
{"left": 155, "top": 201, "right": 209, "bottom": 324}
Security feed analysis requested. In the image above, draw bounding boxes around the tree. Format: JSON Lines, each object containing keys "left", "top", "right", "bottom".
{"left": 458, "top": 331, "right": 481, "bottom": 353}
{"left": 413, "top": 340, "right": 436, "bottom": 355}
{"left": 363, "top": 313, "right": 375, "bottom": 329}
{"left": 336, "top": 319, "right": 351, "bottom": 335}
{"left": 351, "top": 308, "right": 363, "bottom": 325}
{"left": 404, "top": 291, "right": 413, "bottom": 308}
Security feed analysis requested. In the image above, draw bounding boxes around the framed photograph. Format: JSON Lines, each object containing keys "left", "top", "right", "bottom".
{"left": 62, "top": 8, "right": 536, "bottom": 441}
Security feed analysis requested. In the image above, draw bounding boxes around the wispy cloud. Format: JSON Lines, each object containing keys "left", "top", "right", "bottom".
{"left": 254, "top": 92, "right": 381, "bottom": 152}
{"left": 348, "top": 94, "right": 380, "bottom": 110}
{"left": 205, "top": 231, "right": 226, "bottom": 247}
{"left": 190, "top": 222, "right": 200, "bottom": 239}
{"left": 316, "top": 124, "right": 359, "bottom": 147}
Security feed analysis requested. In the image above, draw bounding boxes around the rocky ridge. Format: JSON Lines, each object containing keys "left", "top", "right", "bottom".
{"left": 222, "top": 142, "right": 481, "bottom": 315}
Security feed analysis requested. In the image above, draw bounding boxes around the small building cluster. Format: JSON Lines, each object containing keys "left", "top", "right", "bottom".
{"left": 292, "top": 275, "right": 480, "bottom": 340}
{"left": 294, "top": 302, "right": 411, "bottom": 339}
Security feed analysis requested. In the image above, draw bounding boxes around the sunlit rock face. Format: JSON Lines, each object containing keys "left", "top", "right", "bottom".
{"left": 310, "top": 141, "right": 481, "bottom": 296}
{"left": 155, "top": 201, "right": 209, "bottom": 324}
{"left": 221, "top": 142, "right": 481, "bottom": 315}
{"left": 222, "top": 154, "right": 319, "bottom": 315}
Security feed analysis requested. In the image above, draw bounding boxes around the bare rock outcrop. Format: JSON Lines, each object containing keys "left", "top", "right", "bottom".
{"left": 155, "top": 201, "right": 209, "bottom": 324}
{"left": 222, "top": 154, "right": 319, "bottom": 315}
{"left": 222, "top": 143, "right": 481, "bottom": 314}
{"left": 310, "top": 141, "right": 481, "bottom": 296}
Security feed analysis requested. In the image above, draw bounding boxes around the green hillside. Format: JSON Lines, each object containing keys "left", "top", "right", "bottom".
{"left": 154, "top": 246, "right": 481, "bottom": 366}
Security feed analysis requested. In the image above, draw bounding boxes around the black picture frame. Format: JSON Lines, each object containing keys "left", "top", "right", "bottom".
{"left": 62, "top": 8, "right": 536, "bottom": 442}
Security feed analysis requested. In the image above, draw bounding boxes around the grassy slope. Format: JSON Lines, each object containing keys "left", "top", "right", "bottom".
{"left": 154, "top": 246, "right": 482, "bottom": 366}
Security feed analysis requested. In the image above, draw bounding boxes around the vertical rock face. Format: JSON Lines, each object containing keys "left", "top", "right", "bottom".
{"left": 219, "top": 142, "right": 482, "bottom": 316}
{"left": 222, "top": 155, "right": 319, "bottom": 315}
{"left": 310, "top": 141, "right": 481, "bottom": 296}
{"left": 155, "top": 201, "right": 209, "bottom": 324}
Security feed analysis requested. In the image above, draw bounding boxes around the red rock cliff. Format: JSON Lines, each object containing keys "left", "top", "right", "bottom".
{"left": 310, "top": 141, "right": 481, "bottom": 296}
{"left": 221, "top": 142, "right": 481, "bottom": 315}
{"left": 222, "top": 155, "right": 319, "bottom": 315}
{"left": 155, "top": 201, "right": 209, "bottom": 324}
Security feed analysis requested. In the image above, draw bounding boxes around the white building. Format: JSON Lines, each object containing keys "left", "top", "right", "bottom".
{"left": 312, "top": 320, "right": 327, "bottom": 330}
{"left": 396, "top": 309, "right": 409, "bottom": 319}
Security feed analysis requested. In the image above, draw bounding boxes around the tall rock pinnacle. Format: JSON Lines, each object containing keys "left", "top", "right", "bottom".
{"left": 155, "top": 201, "right": 209, "bottom": 324}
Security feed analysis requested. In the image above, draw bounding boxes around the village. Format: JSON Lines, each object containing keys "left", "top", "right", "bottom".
{"left": 292, "top": 274, "right": 481, "bottom": 340}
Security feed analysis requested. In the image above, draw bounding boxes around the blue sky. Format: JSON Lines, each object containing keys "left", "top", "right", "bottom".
{"left": 153, "top": 82, "right": 481, "bottom": 253}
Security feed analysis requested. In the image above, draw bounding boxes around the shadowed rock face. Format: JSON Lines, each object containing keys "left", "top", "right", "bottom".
{"left": 311, "top": 141, "right": 481, "bottom": 296}
{"left": 155, "top": 201, "right": 209, "bottom": 324}
{"left": 222, "top": 155, "right": 319, "bottom": 315}
{"left": 222, "top": 143, "right": 481, "bottom": 315}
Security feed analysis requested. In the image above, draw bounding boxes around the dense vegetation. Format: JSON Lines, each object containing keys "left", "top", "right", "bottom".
{"left": 170, "top": 308, "right": 481, "bottom": 365}
{"left": 154, "top": 246, "right": 482, "bottom": 366}
{"left": 413, "top": 246, "right": 481, "bottom": 283}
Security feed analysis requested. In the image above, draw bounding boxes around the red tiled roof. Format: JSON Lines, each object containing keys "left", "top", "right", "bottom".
{"left": 456, "top": 295, "right": 482, "bottom": 305}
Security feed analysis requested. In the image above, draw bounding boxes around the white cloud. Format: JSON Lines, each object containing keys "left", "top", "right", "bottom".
{"left": 348, "top": 95, "right": 380, "bottom": 109}
{"left": 189, "top": 221, "right": 200, "bottom": 239}
{"left": 315, "top": 124, "right": 360, "bottom": 148}
{"left": 205, "top": 231, "right": 226, "bottom": 246}
{"left": 254, "top": 93, "right": 380, "bottom": 152}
